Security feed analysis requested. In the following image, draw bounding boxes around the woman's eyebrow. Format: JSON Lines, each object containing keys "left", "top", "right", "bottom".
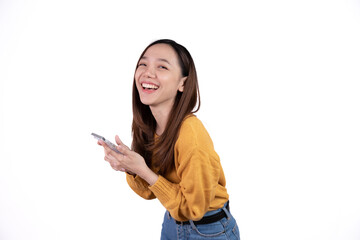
{"left": 141, "top": 56, "right": 171, "bottom": 65}
{"left": 158, "top": 58, "right": 171, "bottom": 65}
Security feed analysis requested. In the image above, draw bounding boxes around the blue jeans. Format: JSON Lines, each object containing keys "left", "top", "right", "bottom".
{"left": 160, "top": 202, "right": 240, "bottom": 240}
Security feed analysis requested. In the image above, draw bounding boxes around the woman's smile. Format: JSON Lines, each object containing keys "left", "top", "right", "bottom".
{"left": 141, "top": 82, "right": 159, "bottom": 90}
{"left": 140, "top": 81, "right": 160, "bottom": 93}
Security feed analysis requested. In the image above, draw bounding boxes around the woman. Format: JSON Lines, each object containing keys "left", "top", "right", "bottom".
{"left": 97, "top": 39, "right": 240, "bottom": 239}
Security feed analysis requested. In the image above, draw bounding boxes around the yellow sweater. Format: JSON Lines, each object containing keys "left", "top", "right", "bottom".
{"left": 126, "top": 115, "right": 229, "bottom": 221}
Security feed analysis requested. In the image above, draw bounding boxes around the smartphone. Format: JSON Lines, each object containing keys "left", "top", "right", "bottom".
{"left": 91, "top": 133, "right": 122, "bottom": 154}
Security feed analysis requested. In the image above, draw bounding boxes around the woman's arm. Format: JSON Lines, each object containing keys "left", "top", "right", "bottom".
{"left": 148, "top": 147, "right": 223, "bottom": 221}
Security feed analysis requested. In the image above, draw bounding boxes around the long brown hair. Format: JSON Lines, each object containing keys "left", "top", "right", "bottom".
{"left": 131, "top": 39, "right": 200, "bottom": 175}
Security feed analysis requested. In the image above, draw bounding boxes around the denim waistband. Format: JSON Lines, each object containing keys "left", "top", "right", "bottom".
{"left": 203, "top": 201, "right": 229, "bottom": 217}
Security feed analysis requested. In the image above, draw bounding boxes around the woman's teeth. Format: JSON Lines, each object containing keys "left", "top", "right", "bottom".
{"left": 142, "top": 83, "right": 159, "bottom": 90}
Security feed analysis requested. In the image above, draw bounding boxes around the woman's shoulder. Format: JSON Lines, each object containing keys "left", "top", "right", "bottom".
{"left": 180, "top": 114, "right": 207, "bottom": 133}
{"left": 176, "top": 114, "right": 213, "bottom": 150}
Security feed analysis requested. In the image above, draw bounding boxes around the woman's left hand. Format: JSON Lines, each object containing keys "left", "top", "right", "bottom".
{"left": 97, "top": 135, "right": 158, "bottom": 185}
{"left": 98, "top": 135, "right": 145, "bottom": 174}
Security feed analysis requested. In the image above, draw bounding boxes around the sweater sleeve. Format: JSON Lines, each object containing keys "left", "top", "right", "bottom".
{"left": 126, "top": 173, "right": 156, "bottom": 200}
{"left": 149, "top": 146, "right": 221, "bottom": 221}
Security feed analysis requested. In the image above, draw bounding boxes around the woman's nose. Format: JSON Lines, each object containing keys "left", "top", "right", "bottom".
{"left": 144, "top": 67, "right": 156, "bottom": 78}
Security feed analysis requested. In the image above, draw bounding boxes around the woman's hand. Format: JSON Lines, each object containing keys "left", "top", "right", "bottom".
{"left": 97, "top": 135, "right": 158, "bottom": 185}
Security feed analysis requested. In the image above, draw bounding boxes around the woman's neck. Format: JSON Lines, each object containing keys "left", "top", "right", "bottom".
{"left": 150, "top": 106, "right": 171, "bottom": 136}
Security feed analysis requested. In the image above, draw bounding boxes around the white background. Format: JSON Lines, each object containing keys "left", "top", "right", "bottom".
{"left": 1, "top": 0, "right": 360, "bottom": 239}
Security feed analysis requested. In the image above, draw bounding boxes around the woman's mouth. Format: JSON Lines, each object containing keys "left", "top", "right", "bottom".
{"left": 141, "top": 82, "right": 159, "bottom": 90}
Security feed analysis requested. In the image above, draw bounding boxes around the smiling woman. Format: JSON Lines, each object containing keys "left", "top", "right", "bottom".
{"left": 97, "top": 39, "right": 240, "bottom": 240}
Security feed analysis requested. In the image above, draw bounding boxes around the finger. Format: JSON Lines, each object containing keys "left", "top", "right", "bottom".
{"left": 109, "top": 162, "right": 117, "bottom": 170}
{"left": 117, "top": 145, "right": 130, "bottom": 156}
{"left": 104, "top": 156, "right": 111, "bottom": 162}
{"left": 104, "top": 154, "right": 117, "bottom": 163}
{"left": 115, "top": 135, "right": 131, "bottom": 150}
{"left": 115, "top": 135, "right": 123, "bottom": 146}
{"left": 99, "top": 140, "right": 114, "bottom": 156}
{"left": 98, "top": 140, "right": 108, "bottom": 149}
{"left": 115, "top": 135, "right": 131, "bottom": 155}
{"left": 109, "top": 161, "right": 123, "bottom": 171}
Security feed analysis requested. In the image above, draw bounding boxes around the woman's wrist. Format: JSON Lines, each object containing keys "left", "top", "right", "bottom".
{"left": 138, "top": 166, "right": 158, "bottom": 186}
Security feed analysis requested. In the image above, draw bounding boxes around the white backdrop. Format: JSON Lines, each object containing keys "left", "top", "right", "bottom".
{"left": 1, "top": 0, "right": 360, "bottom": 239}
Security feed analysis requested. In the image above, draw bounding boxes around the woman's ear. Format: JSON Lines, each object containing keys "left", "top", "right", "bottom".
{"left": 178, "top": 76, "right": 188, "bottom": 92}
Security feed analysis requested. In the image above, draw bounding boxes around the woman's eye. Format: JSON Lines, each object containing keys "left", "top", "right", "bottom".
{"left": 159, "top": 65, "right": 168, "bottom": 70}
{"left": 138, "top": 63, "right": 146, "bottom": 67}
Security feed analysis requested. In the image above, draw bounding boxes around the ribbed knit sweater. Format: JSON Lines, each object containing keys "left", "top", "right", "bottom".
{"left": 126, "top": 115, "right": 229, "bottom": 221}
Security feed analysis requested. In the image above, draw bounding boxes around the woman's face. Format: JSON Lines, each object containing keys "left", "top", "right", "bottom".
{"left": 135, "top": 43, "right": 187, "bottom": 111}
